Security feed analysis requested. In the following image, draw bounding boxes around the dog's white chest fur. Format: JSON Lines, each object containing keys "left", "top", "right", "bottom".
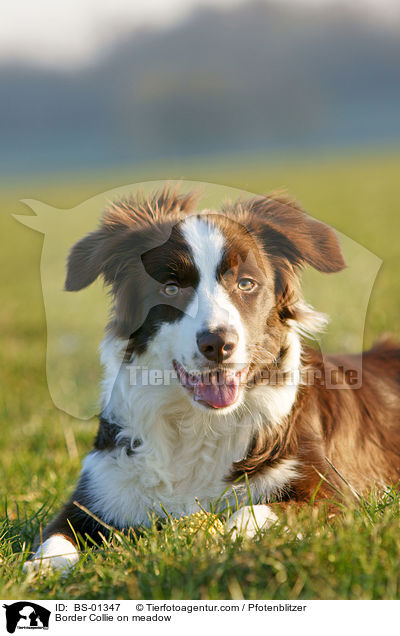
{"left": 80, "top": 335, "right": 300, "bottom": 528}
{"left": 83, "top": 413, "right": 251, "bottom": 527}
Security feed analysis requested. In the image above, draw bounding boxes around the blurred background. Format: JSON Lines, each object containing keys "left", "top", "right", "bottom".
{"left": 1, "top": 0, "right": 400, "bottom": 176}
{"left": 1, "top": 0, "right": 400, "bottom": 516}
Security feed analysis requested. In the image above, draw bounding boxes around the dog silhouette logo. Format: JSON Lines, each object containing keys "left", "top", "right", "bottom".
{"left": 14, "top": 180, "right": 381, "bottom": 417}
{"left": 2, "top": 602, "right": 50, "bottom": 633}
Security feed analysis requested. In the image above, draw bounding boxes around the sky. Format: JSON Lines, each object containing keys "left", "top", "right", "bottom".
{"left": 1, "top": 0, "right": 399, "bottom": 68}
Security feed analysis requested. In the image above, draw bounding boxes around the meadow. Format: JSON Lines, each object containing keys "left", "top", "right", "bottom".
{"left": 1, "top": 148, "right": 400, "bottom": 600}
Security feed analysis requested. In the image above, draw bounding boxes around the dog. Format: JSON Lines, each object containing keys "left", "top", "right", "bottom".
{"left": 25, "top": 187, "right": 400, "bottom": 570}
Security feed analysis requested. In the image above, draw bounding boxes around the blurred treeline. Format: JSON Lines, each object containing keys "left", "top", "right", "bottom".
{"left": 1, "top": 1, "right": 400, "bottom": 176}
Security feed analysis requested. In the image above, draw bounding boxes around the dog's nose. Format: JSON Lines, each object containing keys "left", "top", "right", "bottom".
{"left": 196, "top": 329, "right": 239, "bottom": 363}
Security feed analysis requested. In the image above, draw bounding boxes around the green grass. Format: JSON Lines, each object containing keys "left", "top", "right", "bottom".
{"left": 1, "top": 147, "right": 400, "bottom": 600}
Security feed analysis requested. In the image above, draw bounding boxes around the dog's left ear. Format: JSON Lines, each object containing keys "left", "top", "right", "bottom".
{"left": 248, "top": 194, "right": 346, "bottom": 273}
{"left": 65, "top": 228, "right": 111, "bottom": 291}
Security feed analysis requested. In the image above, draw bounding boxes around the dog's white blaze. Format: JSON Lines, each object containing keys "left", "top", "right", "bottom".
{"left": 180, "top": 215, "right": 248, "bottom": 367}
{"left": 25, "top": 535, "right": 79, "bottom": 571}
{"left": 181, "top": 215, "right": 226, "bottom": 290}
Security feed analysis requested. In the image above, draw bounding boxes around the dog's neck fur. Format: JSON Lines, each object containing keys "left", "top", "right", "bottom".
{"left": 85, "top": 328, "right": 302, "bottom": 527}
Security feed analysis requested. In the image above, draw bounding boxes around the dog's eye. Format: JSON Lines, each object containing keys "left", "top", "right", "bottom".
{"left": 163, "top": 283, "right": 180, "bottom": 296}
{"left": 238, "top": 278, "right": 256, "bottom": 292}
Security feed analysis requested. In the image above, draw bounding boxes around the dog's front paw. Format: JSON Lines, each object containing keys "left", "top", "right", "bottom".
{"left": 23, "top": 535, "right": 79, "bottom": 573}
{"left": 225, "top": 504, "right": 278, "bottom": 540}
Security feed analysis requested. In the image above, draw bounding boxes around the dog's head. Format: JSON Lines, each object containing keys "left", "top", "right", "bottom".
{"left": 65, "top": 187, "right": 345, "bottom": 413}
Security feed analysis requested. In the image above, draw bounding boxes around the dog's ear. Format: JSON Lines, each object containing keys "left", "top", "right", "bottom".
{"left": 249, "top": 194, "right": 346, "bottom": 273}
{"left": 65, "top": 228, "right": 115, "bottom": 291}
{"left": 65, "top": 188, "right": 199, "bottom": 292}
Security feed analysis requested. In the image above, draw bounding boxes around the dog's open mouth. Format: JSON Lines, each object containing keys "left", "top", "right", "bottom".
{"left": 173, "top": 360, "right": 248, "bottom": 409}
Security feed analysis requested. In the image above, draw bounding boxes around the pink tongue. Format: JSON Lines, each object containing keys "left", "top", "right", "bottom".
{"left": 193, "top": 374, "right": 240, "bottom": 408}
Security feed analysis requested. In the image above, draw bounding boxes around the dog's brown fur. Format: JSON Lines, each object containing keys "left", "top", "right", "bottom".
{"left": 231, "top": 341, "right": 400, "bottom": 499}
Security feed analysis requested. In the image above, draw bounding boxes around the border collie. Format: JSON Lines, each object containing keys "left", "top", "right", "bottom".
{"left": 25, "top": 187, "right": 400, "bottom": 570}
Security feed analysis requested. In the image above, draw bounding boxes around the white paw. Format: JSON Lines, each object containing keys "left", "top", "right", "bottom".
{"left": 23, "top": 535, "right": 79, "bottom": 573}
{"left": 225, "top": 505, "right": 278, "bottom": 540}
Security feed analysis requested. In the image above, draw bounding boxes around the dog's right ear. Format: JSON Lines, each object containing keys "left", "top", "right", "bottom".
{"left": 65, "top": 187, "right": 198, "bottom": 291}
{"left": 65, "top": 229, "right": 109, "bottom": 291}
